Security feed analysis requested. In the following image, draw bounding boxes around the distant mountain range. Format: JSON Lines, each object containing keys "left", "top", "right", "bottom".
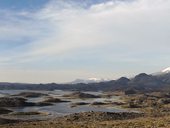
{"left": 0, "top": 67, "right": 170, "bottom": 93}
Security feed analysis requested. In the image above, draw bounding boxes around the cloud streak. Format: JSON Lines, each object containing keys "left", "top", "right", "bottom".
{"left": 0, "top": 0, "right": 170, "bottom": 82}
{"left": 28, "top": 0, "right": 170, "bottom": 56}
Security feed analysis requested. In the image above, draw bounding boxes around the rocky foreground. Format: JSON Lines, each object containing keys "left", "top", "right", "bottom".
{"left": 57, "top": 111, "right": 143, "bottom": 122}
{"left": 0, "top": 111, "right": 169, "bottom": 128}
{"left": 0, "top": 90, "right": 170, "bottom": 128}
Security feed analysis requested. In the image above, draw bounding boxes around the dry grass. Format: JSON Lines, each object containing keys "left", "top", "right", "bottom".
{"left": 0, "top": 115, "right": 170, "bottom": 128}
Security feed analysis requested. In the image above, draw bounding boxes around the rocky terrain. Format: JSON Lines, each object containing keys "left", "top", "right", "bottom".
{"left": 0, "top": 118, "right": 19, "bottom": 125}
{"left": 0, "top": 96, "right": 54, "bottom": 107}
{"left": 0, "top": 97, "right": 34, "bottom": 107}
{"left": 71, "top": 102, "right": 89, "bottom": 107}
{"left": 13, "top": 92, "right": 47, "bottom": 98}
{"left": 42, "top": 97, "right": 70, "bottom": 103}
{"left": 0, "top": 90, "right": 169, "bottom": 127}
{"left": 0, "top": 111, "right": 143, "bottom": 127}
{"left": 0, "top": 108, "right": 12, "bottom": 115}
{"left": 63, "top": 91, "right": 101, "bottom": 99}
{"left": 0, "top": 111, "right": 170, "bottom": 128}
{"left": 59, "top": 111, "right": 143, "bottom": 122}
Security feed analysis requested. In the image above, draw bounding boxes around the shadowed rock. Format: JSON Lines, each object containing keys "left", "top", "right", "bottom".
{"left": 10, "top": 111, "right": 48, "bottom": 116}
{"left": 71, "top": 102, "right": 89, "bottom": 107}
{"left": 42, "top": 97, "right": 70, "bottom": 103}
{"left": 63, "top": 92, "right": 101, "bottom": 99}
{"left": 91, "top": 102, "right": 106, "bottom": 105}
{"left": 0, "top": 118, "right": 19, "bottom": 125}
{"left": 0, "top": 108, "right": 13, "bottom": 115}
{"left": 0, "top": 96, "right": 55, "bottom": 107}
{"left": 0, "top": 97, "right": 35, "bottom": 107}
{"left": 13, "top": 92, "right": 48, "bottom": 98}
{"left": 91, "top": 101, "right": 125, "bottom": 106}
{"left": 35, "top": 102, "right": 53, "bottom": 106}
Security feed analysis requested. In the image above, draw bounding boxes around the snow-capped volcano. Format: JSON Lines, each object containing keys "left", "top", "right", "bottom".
{"left": 152, "top": 67, "right": 170, "bottom": 76}
{"left": 161, "top": 67, "right": 170, "bottom": 73}
{"left": 69, "top": 78, "right": 110, "bottom": 84}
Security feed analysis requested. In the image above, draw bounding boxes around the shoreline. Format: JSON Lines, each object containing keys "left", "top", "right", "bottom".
{"left": 0, "top": 90, "right": 170, "bottom": 127}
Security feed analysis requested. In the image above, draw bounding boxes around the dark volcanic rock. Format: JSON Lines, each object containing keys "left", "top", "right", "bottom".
{"left": 13, "top": 92, "right": 47, "bottom": 98}
{"left": 63, "top": 92, "right": 101, "bottom": 99}
{"left": 125, "top": 89, "right": 137, "bottom": 95}
{"left": 0, "top": 118, "right": 19, "bottom": 125}
{"left": 0, "top": 97, "right": 35, "bottom": 107}
{"left": 0, "top": 96, "right": 56, "bottom": 107}
{"left": 42, "top": 97, "right": 70, "bottom": 103}
{"left": 91, "top": 101, "right": 125, "bottom": 106}
{"left": 71, "top": 102, "right": 89, "bottom": 107}
{"left": 91, "top": 102, "right": 107, "bottom": 105}
{"left": 35, "top": 102, "right": 53, "bottom": 106}
{"left": 0, "top": 108, "right": 13, "bottom": 115}
{"left": 10, "top": 111, "right": 47, "bottom": 116}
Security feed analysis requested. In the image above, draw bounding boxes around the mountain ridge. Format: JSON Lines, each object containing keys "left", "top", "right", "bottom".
{"left": 0, "top": 68, "right": 170, "bottom": 93}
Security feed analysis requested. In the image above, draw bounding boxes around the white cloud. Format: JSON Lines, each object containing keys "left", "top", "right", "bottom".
{"left": 0, "top": 0, "right": 170, "bottom": 82}
{"left": 24, "top": 0, "right": 170, "bottom": 57}
{"left": 1, "top": 0, "right": 170, "bottom": 58}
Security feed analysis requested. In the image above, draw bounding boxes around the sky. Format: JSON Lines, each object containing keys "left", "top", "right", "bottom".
{"left": 0, "top": 0, "right": 170, "bottom": 83}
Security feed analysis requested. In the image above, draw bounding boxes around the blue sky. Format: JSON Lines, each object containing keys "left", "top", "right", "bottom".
{"left": 0, "top": 0, "right": 170, "bottom": 83}
{"left": 0, "top": 0, "right": 48, "bottom": 10}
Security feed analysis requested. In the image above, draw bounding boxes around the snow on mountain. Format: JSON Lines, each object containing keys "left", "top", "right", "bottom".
{"left": 162, "top": 67, "right": 170, "bottom": 73}
{"left": 151, "top": 67, "right": 170, "bottom": 76}
{"left": 69, "top": 78, "right": 110, "bottom": 84}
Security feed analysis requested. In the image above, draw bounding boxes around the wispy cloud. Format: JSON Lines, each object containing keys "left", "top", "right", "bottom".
{"left": 0, "top": 0, "right": 170, "bottom": 82}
